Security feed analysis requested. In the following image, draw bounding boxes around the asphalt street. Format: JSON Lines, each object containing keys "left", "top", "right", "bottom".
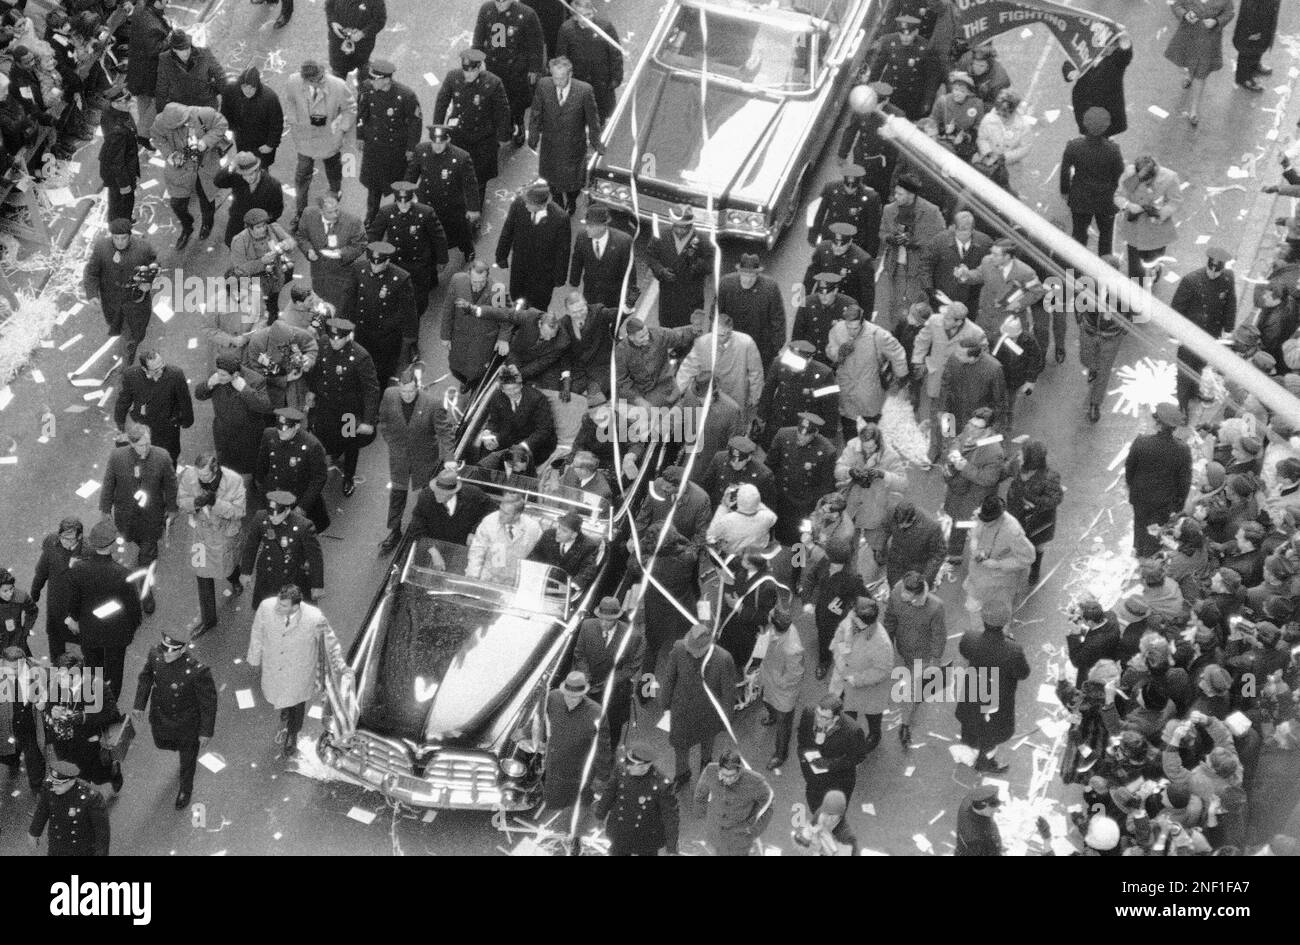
{"left": 0, "top": 0, "right": 1297, "bottom": 855}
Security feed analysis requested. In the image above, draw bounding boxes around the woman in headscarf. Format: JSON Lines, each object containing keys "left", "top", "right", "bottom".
{"left": 1003, "top": 440, "right": 1063, "bottom": 587}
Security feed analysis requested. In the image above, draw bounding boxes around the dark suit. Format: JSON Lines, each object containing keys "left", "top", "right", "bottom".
{"left": 528, "top": 76, "right": 602, "bottom": 211}
{"left": 572, "top": 617, "right": 646, "bottom": 752}
{"left": 133, "top": 646, "right": 218, "bottom": 794}
{"left": 99, "top": 444, "right": 178, "bottom": 562}
{"left": 555, "top": 14, "right": 625, "bottom": 121}
{"left": 569, "top": 227, "right": 636, "bottom": 308}
{"left": 563, "top": 302, "right": 617, "bottom": 397}
{"left": 406, "top": 482, "right": 494, "bottom": 545}
{"left": 495, "top": 197, "right": 572, "bottom": 310}
{"left": 482, "top": 384, "right": 557, "bottom": 464}
{"left": 1125, "top": 428, "right": 1192, "bottom": 557}
{"left": 1170, "top": 269, "right": 1237, "bottom": 413}
{"left": 112, "top": 365, "right": 195, "bottom": 466}
{"left": 441, "top": 271, "right": 510, "bottom": 387}
{"left": 795, "top": 710, "right": 869, "bottom": 810}
{"left": 63, "top": 554, "right": 144, "bottom": 704}
{"left": 919, "top": 228, "right": 993, "bottom": 312}
{"left": 529, "top": 527, "right": 601, "bottom": 590}
{"left": 646, "top": 229, "right": 714, "bottom": 329}
{"left": 956, "top": 627, "right": 1031, "bottom": 755}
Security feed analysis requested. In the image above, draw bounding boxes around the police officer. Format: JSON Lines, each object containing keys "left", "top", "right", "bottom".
{"left": 868, "top": 14, "right": 941, "bottom": 121}
{"left": 357, "top": 60, "right": 423, "bottom": 226}
{"left": 1171, "top": 246, "right": 1237, "bottom": 417}
{"left": 473, "top": 0, "right": 545, "bottom": 146}
{"left": 239, "top": 489, "right": 325, "bottom": 605}
{"left": 592, "top": 741, "right": 680, "bottom": 856}
{"left": 366, "top": 181, "right": 448, "bottom": 319}
{"left": 132, "top": 624, "right": 217, "bottom": 809}
{"left": 766, "top": 412, "right": 838, "bottom": 545}
{"left": 325, "top": 0, "right": 387, "bottom": 81}
{"left": 756, "top": 342, "right": 840, "bottom": 451}
{"left": 791, "top": 275, "right": 853, "bottom": 363}
{"left": 307, "top": 318, "right": 380, "bottom": 498}
{"left": 407, "top": 124, "right": 481, "bottom": 262}
{"left": 256, "top": 407, "right": 331, "bottom": 533}
{"left": 342, "top": 241, "right": 417, "bottom": 390}
{"left": 837, "top": 82, "right": 902, "bottom": 200}
{"left": 433, "top": 49, "right": 512, "bottom": 206}
{"left": 810, "top": 166, "right": 882, "bottom": 258}
{"left": 804, "top": 223, "right": 875, "bottom": 313}
{"left": 28, "top": 759, "right": 111, "bottom": 856}
{"left": 700, "top": 435, "right": 777, "bottom": 509}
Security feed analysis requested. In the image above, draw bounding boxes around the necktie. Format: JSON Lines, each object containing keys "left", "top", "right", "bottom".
{"left": 325, "top": 222, "right": 334, "bottom": 237}
{"left": 506, "top": 524, "right": 515, "bottom": 541}
{"left": 603, "top": 630, "right": 612, "bottom": 648}
{"left": 533, "top": 211, "right": 545, "bottom": 226}
{"left": 594, "top": 239, "right": 603, "bottom": 260}
{"left": 958, "top": 242, "right": 968, "bottom": 257}
{"left": 558, "top": 85, "right": 568, "bottom": 106}
{"left": 561, "top": 542, "right": 571, "bottom": 556}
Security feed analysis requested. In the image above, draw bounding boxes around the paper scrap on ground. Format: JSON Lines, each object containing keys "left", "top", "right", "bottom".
{"left": 75, "top": 479, "right": 100, "bottom": 498}
{"left": 140, "top": 179, "right": 159, "bottom": 189}
{"left": 1037, "top": 683, "right": 1058, "bottom": 705}
{"left": 308, "top": 704, "right": 324, "bottom": 720}
{"left": 657, "top": 711, "right": 671, "bottom": 733}
{"left": 903, "top": 765, "right": 916, "bottom": 777}
{"left": 0, "top": 457, "right": 16, "bottom": 466}
{"left": 59, "top": 334, "right": 84, "bottom": 351}
{"left": 199, "top": 752, "right": 226, "bottom": 773}
{"left": 862, "top": 803, "right": 876, "bottom": 815}
{"left": 235, "top": 689, "right": 256, "bottom": 709}
{"left": 949, "top": 744, "right": 979, "bottom": 766}
{"left": 347, "top": 807, "right": 377, "bottom": 825}
{"left": 913, "top": 833, "right": 934, "bottom": 853}
{"left": 46, "top": 187, "right": 77, "bottom": 206}
{"left": 0, "top": 388, "right": 10, "bottom": 411}
{"left": 424, "top": 72, "right": 439, "bottom": 86}
{"left": 1037, "top": 717, "right": 1069, "bottom": 738}
{"left": 1147, "top": 105, "right": 1169, "bottom": 119}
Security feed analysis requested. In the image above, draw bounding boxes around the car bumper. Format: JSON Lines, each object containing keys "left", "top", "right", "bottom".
{"left": 586, "top": 185, "right": 777, "bottom": 246}
{"left": 320, "top": 735, "right": 537, "bottom": 812}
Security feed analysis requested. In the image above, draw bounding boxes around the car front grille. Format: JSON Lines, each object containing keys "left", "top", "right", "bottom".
{"left": 332, "top": 733, "right": 520, "bottom": 810}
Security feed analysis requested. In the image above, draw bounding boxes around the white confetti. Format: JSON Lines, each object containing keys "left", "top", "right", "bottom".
{"left": 347, "top": 807, "right": 377, "bottom": 825}
{"left": 235, "top": 689, "right": 255, "bottom": 709}
{"left": 1147, "top": 105, "right": 1169, "bottom": 119}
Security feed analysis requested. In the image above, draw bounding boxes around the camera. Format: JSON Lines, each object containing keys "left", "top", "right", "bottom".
{"left": 309, "top": 114, "right": 328, "bottom": 127}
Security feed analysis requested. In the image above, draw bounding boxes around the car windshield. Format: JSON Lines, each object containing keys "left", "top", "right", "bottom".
{"left": 353, "top": 538, "right": 568, "bottom": 739}
{"left": 655, "top": 4, "right": 820, "bottom": 93}
{"left": 458, "top": 465, "right": 612, "bottom": 529}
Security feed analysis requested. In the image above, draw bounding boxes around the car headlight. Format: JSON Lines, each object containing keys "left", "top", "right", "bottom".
{"left": 500, "top": 758, "right": 528, "bottom": 779}
{"left": 594, "top": 180, "right": 614, "bottom": 196}
{"left": 615, "top": 186, "right": 630, "bottom": 201}
{"left": 725, "top": 210, "right": 766, "bottom": 230}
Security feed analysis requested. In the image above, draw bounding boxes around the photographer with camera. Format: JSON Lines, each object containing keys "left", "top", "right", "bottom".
{"left": 228, "top": 208, "right": 298, "bottom": 326}
{"left": 1115, "top": 155, "right": 1183, "bottom": 286}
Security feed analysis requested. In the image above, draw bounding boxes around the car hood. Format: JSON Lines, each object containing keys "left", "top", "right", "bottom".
{"left": 606, "top": 65, "right": 809, "bottom": 207}
{"left": 355, "top": 589, "right": 564, "bottom": 744}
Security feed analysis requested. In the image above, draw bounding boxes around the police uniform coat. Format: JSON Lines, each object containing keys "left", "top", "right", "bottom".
{"left": 82, "top": 235, "right": 156, "bottom": 344}
{"left": 255, "top": 428, "right": 330, "bottom": 522}
{"left": 325, "top": 0, "right": 387, "bottom": 77}
{"left": 700, "top": 452, "right": 776, "bottom": 509}
{"left": 343, "top": 260, "right": 418, "bottom": 384}
{"left": 766, "top": 427, "right": 837, "bottom": 531}
{"left": 134, "top": 645, "right": 218, "bottom": 748}
{"left": 757, "top": 361, "right": 840, "bottom": 442}
{"left": 247, "top": 598, "right": 346, "bottom": 709}
{"left": 473, "top": 0, "right": 546, "bottom": 104}
{"left": 956, "top": 626, "right": 1031, "bottom": 748}
{"left": 126, "top": 2, "right": 170, "bottom": 99}
{"left": 377, "top": 387, "right": 455, "bottom": 491}
{"left": 528, "top": 76, "right": 601, "bottom": 192}
{"left": 29, "top": 779, "right": 110, "bottom": 856}
{"left": 62, "top": 554, "right": 143, "bottom": 651}
{"left": 194, "top": 368, "right": 274, "bottom": 476}
{"left": 592, "top": 763, "right": 679, "bottom": 854}
{"left": 295, "top": 206, "right": 369, "bottom": 312}
{"left": 307, "top": 338, "right": 381, "bottom": 457}
{"left": 239, "top": 508, "right": 324, "bottom": 605}
{"left": 366, "top": 202, "right": 449, "bottom": 291}
{"left": 495, "top": 196, "right": 572, "bottom": 309}
{"left": 284, "top": 73, "right": 357, "bottom": 161}
{"left": 356, "top": 79, "right": 422, "bottom": 191}
{"left": 791, "top": 293, "right": 854, "bottom": 360}
{"left": 432, "top": 67, "right": 512, "bottom": 186}
{"left": 407, "top": 140, "right": 481, "bottom": 214}
{"left": 810, "top": 181, "right": 883, "bottom": 257}
{"left": 803, "top": 243, "right": 875, "bottom": 313}
{"left": 176, "top": 464, "right": 246, "bottom": 580}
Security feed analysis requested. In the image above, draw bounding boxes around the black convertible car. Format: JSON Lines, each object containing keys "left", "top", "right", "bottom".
{"left": 316, "top": 371, "right": 661, "bottom": 811}
{"left": 587, "top": 0, "right": 872, "bottom": 245}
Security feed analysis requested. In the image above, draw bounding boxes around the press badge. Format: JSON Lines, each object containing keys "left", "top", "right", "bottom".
{"left": 327, "top": 234, "right": 339, "bottom": 248}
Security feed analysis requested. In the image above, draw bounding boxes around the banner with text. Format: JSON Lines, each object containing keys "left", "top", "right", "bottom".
{"left": 951, "top": 0, "right": 1123, "bottom": 74}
